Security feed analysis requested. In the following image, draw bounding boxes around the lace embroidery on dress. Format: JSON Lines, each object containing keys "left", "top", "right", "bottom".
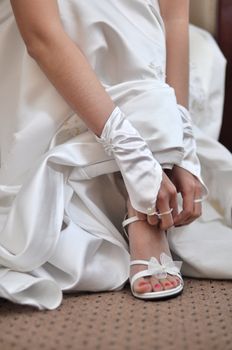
{"left": 189, "top": 61, "right": 207, "bottom": 115}
{"left": 49, "top": 114, "right": 88, "bottom": 149}
{"left": 148, "top": 61, "right": 166, "bottom": 81}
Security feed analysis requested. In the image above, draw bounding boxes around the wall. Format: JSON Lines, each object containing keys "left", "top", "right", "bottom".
{"left": 190, "top": 0, "right": 218, "bottom": 36}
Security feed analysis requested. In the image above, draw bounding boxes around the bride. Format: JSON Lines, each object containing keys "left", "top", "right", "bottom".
{"left": 0, "top": 0, "right": 231, "bottom": 309}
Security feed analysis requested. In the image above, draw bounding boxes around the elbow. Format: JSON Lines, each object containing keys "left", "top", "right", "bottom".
{"left": 21, "top": 29, "right": 42, "bottom": 60}
{"left": 26, "top": 40, "right": 43, "bottom": 60}
{"left": 23, "top": 28, "right": 58, "bottom": 60}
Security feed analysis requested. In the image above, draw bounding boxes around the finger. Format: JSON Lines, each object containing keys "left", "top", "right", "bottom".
{"left": 135, "top": 211, "right": 147, "bottom": 221}
{"left": 156, "top": 196, "right": 174, "bottom": 231}
{"left": 182, "top": 181, "right": 203, "bottom": 225}
{"left": 193, "top": 180, "right": 203, "bottom": 219}
{"left": 169, "top": 187, "right": 178, "bottom": 221}
{"left": 174, "top": 189, "right": 194, "bottom": 226}
{"left": 147, "top": 213, "right": 159, "bottom": 226}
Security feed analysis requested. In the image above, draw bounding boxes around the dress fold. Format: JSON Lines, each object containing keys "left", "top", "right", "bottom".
{"left": 0, "top": 0, "right": 231, "bottom": 309}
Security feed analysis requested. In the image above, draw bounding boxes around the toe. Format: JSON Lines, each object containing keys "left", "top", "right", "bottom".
{"left": 160, "top": 278, "right": 174, "bottom": 290}
{"left": 166, "top": 275, "right": 178, "bottom": 287}
{"left": 150, "top": 276, "right": 163, "bottom": 292}
{"left": 133, "top": 278, "right": 153, "bottom": 294}
{"left": 160, "top": 275, "right": 181, "bottom": 290}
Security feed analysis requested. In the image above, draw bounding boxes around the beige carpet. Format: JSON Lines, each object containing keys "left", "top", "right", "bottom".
{"left": 0, "top": 278, "right": 232, "bottom": 350}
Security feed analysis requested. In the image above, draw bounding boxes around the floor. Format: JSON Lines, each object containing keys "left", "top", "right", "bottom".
{"left": 0, "top": 278, "right": 232, "bottom": 350}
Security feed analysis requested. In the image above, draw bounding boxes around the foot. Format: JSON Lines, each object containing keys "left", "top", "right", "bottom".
{"left": 126, "top": 200, "right": 181, "bottom": 295}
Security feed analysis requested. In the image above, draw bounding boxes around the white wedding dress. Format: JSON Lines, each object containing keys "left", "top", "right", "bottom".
{"left": 0, "top": 0, "right": 231, "bottom": 309}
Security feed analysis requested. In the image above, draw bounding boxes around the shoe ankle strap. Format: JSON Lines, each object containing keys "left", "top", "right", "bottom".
{"left": 122, "top": 215, "right": 143, "bottom": 228}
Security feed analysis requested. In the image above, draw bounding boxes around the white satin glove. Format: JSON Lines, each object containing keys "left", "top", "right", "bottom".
{"left": 178, "top": 105, "right": 200, "bottom": 175}
{"left": 177, "top": 104, "right": 208, "bottom": 198}
{"left": 95, "top": 106, "right": 163, "bottom": 214}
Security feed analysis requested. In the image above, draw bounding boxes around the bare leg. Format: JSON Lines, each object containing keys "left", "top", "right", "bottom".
{"left": 127, "top": 199, "right": 181, "bottom": 294}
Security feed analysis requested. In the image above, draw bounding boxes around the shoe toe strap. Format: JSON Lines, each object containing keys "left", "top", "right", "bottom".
{"left": 130, "top": 255, "right": 183, "bottom": 288}
{"left": 130, "top": 268, "right": 183, "bottom": 289}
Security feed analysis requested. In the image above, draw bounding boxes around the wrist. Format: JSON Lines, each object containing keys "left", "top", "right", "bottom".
{"left": 95, "top": 106, "right": 163, "bottom": 214}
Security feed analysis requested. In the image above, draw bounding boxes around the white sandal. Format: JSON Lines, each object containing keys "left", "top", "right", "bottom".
{"left": 122, "top": 215, "right": 184, "bottom": 300}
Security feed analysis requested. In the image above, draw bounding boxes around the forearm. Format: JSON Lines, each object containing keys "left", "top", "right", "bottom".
{"left": 159, "top": 0, "right": 189, "bottom": 108}
{"left": 28, "top": 31, "right": 114, "bottom": 135}
{"left": 165, "top": 19, "right": 189, "bottom": 108}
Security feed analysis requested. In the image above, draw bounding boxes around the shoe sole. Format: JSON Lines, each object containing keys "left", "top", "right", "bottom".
{"left": 131, "top": 283, "right": 184, "bottom": 300}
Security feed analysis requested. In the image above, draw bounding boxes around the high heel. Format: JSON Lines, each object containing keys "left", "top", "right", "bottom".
{"left": 122, "top": 215, "right": 184, "bottom": 300}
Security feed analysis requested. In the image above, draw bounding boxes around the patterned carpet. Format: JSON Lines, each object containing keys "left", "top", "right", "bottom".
{"left": 0, "top": 279, "right": 232, "bottom": 350}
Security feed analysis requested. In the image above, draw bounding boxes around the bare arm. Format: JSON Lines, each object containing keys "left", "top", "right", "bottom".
{"left": 159, "top": 0, "right": 189, "bottom": 108}
{"left": 10, "top": 0, "right": 181, "bottom": 228}
{"left": 10, "top": 0, "right": 115, "bottom": 136}
{"left": 159, "top": 1, "right": 203, "bottom": 226}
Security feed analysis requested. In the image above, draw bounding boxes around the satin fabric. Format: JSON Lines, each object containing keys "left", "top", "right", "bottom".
{"left": 95, "top": 106, "right": 163, "bottom": 214}
{"left": 0, "top": 0, "right": 231, "bottom": 309}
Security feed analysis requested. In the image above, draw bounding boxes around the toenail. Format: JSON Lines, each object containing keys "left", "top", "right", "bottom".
{"left": 171, "top": 281, "right": 176, "bottom": 285}
{"left": 139, "top": 281, "right": 149, "bottom": 286}
{"left": 154, "top": 284, "right": 161, "bottom": 288}
{"left": 165, "top": 282, "right": 171, "bottom": 286}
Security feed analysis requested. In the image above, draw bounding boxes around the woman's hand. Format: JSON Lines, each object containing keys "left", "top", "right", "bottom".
{"left": 135, "top": 165, "right": 202, "bottom": 230}
{"left": 167, "top": 165, "right": 202, "bottom": 226}
{"left": 136, "top": 171, "right": 178, "bottom": 231}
